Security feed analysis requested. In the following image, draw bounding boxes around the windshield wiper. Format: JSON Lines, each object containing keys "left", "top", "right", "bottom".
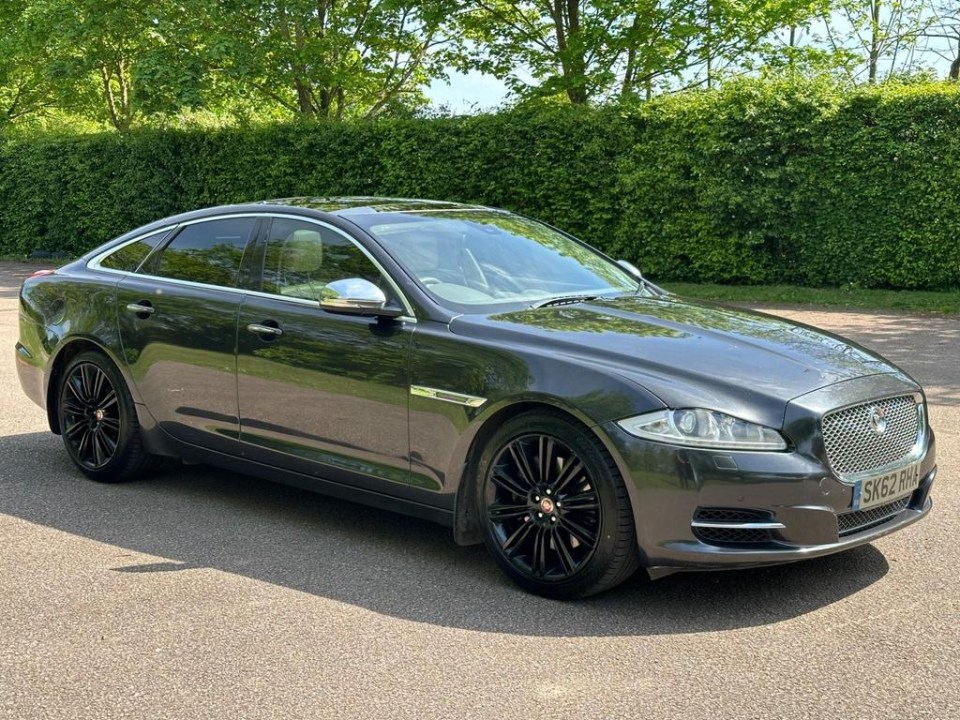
{"left": 532, "top": 295, "right": 598, "bottom": 309}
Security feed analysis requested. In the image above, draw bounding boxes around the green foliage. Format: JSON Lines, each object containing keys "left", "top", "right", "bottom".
{"left": 459, "top": 0, "right": 825, "bottom": 103}
{"left": 615, "top": 78, "right": 960, "bottom": 289}
{"left": 1, "top": 78, "right": 959, "bottom": 291}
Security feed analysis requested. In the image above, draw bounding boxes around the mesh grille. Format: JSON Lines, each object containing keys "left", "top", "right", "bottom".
{"left": 693, "top": 508, "right": 774, "bottom": 545}
{"left": 693, "top": 526, "right": 771, "bottom": 545}
{"left": 694, "top": 508, "right": 770, "bottom": 523}
{"left": 838, "top": 497, "right": 911, "bottom": 537}
{"left": 821, "top": 395, "right": 920, "bottom": 476}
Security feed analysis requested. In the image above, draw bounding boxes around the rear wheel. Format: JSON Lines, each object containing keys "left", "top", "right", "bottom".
{"left": 477, "top": 411, "right": 640, "bottom": 598}
{"left": 57, "top": 351, "right": 149, "bottom": 483}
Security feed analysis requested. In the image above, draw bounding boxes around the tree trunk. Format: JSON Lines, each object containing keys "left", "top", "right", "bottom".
{"left": 868, "top": 0, "right": 881, "bottom": 83}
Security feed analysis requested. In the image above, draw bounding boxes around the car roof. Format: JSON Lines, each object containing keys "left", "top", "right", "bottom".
{"left": 260, "top": 197, "right": 499, "bottom": 216}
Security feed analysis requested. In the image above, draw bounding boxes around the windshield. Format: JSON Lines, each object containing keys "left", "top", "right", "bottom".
{"left": 351, "top": 210, "right": 642, "bottom": 311}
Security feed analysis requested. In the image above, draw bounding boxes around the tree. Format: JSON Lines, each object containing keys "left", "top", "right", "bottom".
{"left": 920, "top": 2, "right": 960, "bottom": 78}
{"left": 204, "top": 0, "right": 464, "bottom": 120}
{"left": 0, "top": 2, "right": 57, "bottom": 128}
{"left": 459, "top": 0, "right": 827, "bottom": 104}
{"left": 820, "top": 0, "right": 934, "bottom": 82}
{"left": 12, "top": 0, "right": 216, "bottom": 131}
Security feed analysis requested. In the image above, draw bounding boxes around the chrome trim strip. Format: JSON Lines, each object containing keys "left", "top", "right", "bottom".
{"left": 85, "top": 212, "right": 417, "bottom": 319}
{"left": 690, "top": 521, "right": 786, "bottom": 530}
{"left": 410, "top": 385, "right": 487, "bottom": 408}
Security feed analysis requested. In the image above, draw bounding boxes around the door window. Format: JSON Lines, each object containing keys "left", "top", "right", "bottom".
{"left": 99, "top": 230, "right": 170, "bottom": 272}
{"left": 261, "top": 218, "right": 384, "bottom": 302}
{"left": 151, "top": 218, "right": 257, "bottom": 287}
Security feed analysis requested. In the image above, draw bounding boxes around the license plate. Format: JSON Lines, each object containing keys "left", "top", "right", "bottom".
{"left": 855, "top": 461, "right": 921, "bottom": 511}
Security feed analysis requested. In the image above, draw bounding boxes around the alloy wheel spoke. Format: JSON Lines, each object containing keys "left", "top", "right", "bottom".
{"left": 531, "top": 527, "right": 547, "bottom": 577}
{"left": 554, "top": 531, "right": 577, "bottom": 575}
{"left": 508, "top": 442, "right": 538, "bottom": 490}
{"left": 501, "top": 521, "right": 535, "bottom": 556}
{"left": 100, "top": 417, "right": 121, "bottom": 432}
{"left": 75, "top": 428, "right": 92, "bottom": 462}
{"left": 488, "top": 502, "right": 528, "bottom": 520}
{"left": 92, "top": 431, "right": 105, "bottom": 466}
{"left": 561, "top": 517, "right": 598, "bottom": 547}
{"left": 67, "top": 376, "right": 87, "bottom": 404}
{"left": 92, "top": 368, "right": 106, "bottom": 403}
{"left": 80, "top": 365, "right": 95, "bottom": 401}
{"left": 553, "top": 457, "right": 584, "bottom": 494}
{"left": 491, "top": 467, "right": 529, "bottom": 499}
{"left": 99, "top": 390, "right": 118, "bottom": 410}
{"left": 64, "top": 419, "right": 87, "bottom": 438}
{"left": 559, "top": 490, "right": 599, "bottom": 511}
{"left": 537, "top": 436, "right": 555, "bottom": 486}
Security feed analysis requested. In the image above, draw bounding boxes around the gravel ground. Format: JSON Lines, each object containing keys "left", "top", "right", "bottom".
{"left": 1, "top": 263, "right": 957, "bottom": 720}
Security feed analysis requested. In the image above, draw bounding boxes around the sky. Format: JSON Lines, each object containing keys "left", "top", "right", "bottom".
{"left": 425, "top": 70, "right": 511, "bottom": 113}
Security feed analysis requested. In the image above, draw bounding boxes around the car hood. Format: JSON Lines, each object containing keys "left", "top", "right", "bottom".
{"left": 448, "top": 295, "right": 917, "bottom": 429}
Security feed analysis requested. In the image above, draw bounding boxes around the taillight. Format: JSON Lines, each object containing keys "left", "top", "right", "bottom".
{"left": 28, "top": 269, "right": 56, "bottom": 279}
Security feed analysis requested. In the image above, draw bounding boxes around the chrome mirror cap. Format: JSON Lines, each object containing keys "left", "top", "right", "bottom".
{"left": 320, "top": 278, "right": 401, "bottom": 317}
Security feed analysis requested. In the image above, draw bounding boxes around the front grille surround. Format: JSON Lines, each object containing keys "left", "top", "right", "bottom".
{"left": 821, "top": 394, "right": 924, "bottom": 479}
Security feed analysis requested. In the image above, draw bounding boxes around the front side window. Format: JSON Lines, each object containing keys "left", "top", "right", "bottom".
{"left": 151, "top": 218, "right": 256, "bottom": 287}
{"left": 261, "top": 218, "right": 383, "bottom": 302}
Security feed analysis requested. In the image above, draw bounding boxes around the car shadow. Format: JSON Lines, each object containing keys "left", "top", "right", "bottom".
{"left": 0, "top": 431, "right": 890, "bottom": 638}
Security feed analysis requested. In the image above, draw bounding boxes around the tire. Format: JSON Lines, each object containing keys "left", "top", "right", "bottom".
{"left": 476, "top": 410, "right": 641, "bottom": 598}
{"left": 57, "top": 350, "right": 150, "bottom": 483}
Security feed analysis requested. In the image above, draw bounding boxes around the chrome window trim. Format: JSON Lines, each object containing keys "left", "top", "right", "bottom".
{"left": 86, "top": 212, "right": 417, "bottom": 320}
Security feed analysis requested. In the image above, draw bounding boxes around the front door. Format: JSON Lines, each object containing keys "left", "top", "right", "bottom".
{"left": 236, "top": 217, "right": 417, "bottom": 494}
{"left": 116, "top": 216, "right": 259, "bottom": 453}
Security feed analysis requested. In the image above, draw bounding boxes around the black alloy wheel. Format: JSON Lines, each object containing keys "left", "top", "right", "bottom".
{"left": 58, "top": 351, "right": 149, "bottom": 482}
{"left": 478, "top": 411, "right": 640, "bottom": 598}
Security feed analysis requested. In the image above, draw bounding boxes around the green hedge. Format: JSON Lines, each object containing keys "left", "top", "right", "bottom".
{"left": 615, "top": 79, "right": 960, "bottom": 289}
{"left": 2, "top": 80, "right": 959, "bottom": 290}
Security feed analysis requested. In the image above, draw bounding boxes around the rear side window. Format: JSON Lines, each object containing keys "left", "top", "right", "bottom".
{"left": 99, "top": 231, "right": 169, "bottom": 272}
{"left": 151, "top": 218, "right": 256, "bottom": 287}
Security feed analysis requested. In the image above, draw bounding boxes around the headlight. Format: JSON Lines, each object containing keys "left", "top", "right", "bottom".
{"left": 617, "top": 409, "right": 787, "bottom": 451}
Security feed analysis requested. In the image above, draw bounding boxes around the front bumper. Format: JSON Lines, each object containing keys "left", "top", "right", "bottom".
{"left": 602, "top": 413, "right": 936, "bottom": 574}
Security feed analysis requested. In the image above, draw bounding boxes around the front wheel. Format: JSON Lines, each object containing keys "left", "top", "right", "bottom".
{"left": 57, "top": 351, "right": 150, "bottom": 483}
{"left": 477, "top": 411, "right": 640, "bottom": 598}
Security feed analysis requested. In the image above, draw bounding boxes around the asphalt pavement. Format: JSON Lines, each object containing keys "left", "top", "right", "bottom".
{"left": 0, "top": 263, "right": 957, "bottom": 719}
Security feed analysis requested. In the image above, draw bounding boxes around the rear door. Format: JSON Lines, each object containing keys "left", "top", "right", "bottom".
{"left": 116, "top": 216, "right": 259, "bottom": 453}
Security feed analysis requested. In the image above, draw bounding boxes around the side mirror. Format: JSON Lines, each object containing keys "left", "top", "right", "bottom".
{"left": 320, "top": 278, "right": 403, "bottom": 318}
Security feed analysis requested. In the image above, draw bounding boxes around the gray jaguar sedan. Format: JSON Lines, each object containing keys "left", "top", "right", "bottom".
{"left": 15, "top": 198, "right": 936, "bottom": 597}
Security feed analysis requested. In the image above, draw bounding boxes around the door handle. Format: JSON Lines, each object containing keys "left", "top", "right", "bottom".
{"left": 126, "top": 301, "right": 155, "bottom": 317}
{"left": 246, "top": 323, "right": 283, "bottom": 337}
